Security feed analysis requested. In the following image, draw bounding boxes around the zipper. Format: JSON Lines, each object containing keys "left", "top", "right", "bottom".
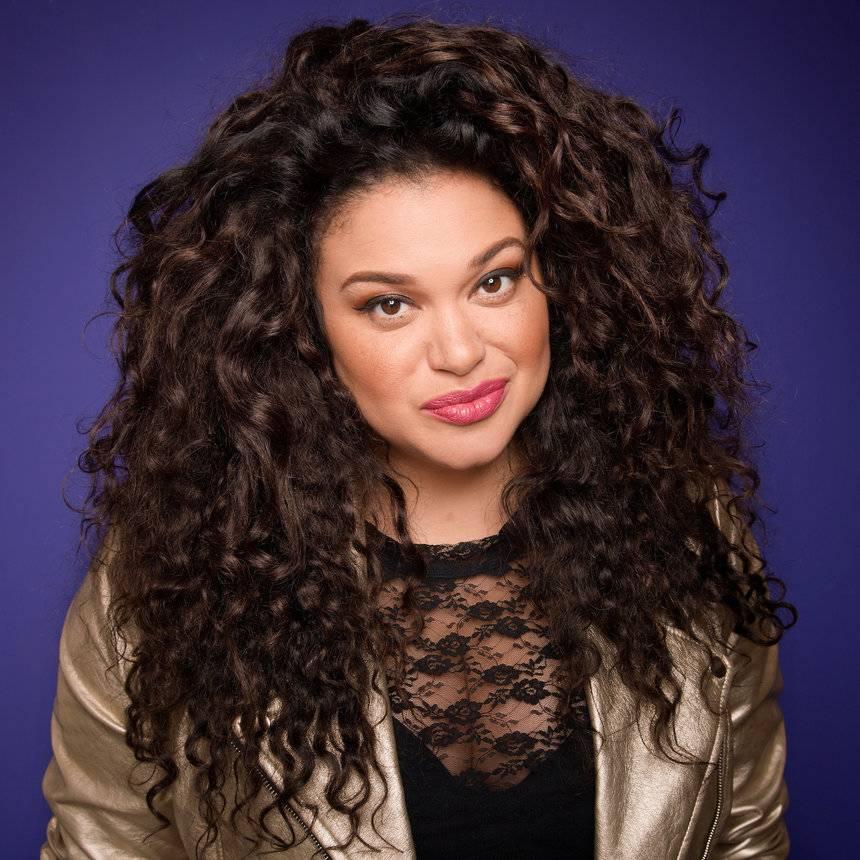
{"left": 228, "top": 735, "right": 333, "bottom": 860}
{"left": 699, "top": 731, "right": 727, "bottom": 860}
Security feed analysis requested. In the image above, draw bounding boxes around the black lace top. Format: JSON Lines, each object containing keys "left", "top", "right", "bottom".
{"left": 366, "top": 518, "right": 595, "bottom": 859}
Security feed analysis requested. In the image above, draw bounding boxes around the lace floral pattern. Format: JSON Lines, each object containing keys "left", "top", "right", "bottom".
{"left": 367, "top": 519, "right": 590, "bottom": 792}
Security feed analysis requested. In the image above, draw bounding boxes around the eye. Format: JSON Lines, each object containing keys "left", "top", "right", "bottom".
{"left": 477, "top": 267, "right": 523, "bottom": 297}
{"left": 356, "top": 266, "right": 524, "bottom": 324}
{"left": 358, "top": 294, "right": 410, "bottom": 320}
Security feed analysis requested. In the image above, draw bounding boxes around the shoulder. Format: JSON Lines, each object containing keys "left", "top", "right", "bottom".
{"left": 56, "top": 527, "right": 134, "bottom": 709}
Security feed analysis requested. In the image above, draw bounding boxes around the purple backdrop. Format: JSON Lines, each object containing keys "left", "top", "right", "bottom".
{"left": 4, "top": 1, "right": 857, "bottom": 854}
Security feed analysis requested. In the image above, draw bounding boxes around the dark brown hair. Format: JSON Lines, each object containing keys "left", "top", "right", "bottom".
{"left": 71, "top": 13, "right": 796, "bottom": 857}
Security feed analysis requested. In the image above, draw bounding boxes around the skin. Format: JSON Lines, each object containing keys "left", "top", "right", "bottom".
{"left": 314, "top": 169, "right": 551, "bottom": 544}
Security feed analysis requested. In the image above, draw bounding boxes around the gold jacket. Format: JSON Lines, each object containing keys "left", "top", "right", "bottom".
{"left": 41, "top": 493, "right": 789, "bottom": 859}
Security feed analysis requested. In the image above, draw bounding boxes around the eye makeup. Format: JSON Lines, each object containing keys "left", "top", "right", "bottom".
{"left": 355, "top": 265, "right": 525, "bottom": 322}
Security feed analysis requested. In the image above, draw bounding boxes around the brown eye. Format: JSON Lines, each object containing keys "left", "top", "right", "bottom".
{"left": 482, "top": 274, "right": 506, "bottom": 294}
{"left": 379, "top": 297, "right": 403, "bottom": 315}
{"left": 477, "top": 267, "right": 523, "bottom": 298}
{"left": 357, "top": 294, "right": 411, "bottom": 321}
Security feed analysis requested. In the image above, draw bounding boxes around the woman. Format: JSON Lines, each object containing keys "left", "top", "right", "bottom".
{"left": 41, "top": 15, "right": 796, "bottom": 860}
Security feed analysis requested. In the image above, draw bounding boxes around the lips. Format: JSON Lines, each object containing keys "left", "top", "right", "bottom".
{"left": 421, "top": 377, "right": 509, "bottom": 410}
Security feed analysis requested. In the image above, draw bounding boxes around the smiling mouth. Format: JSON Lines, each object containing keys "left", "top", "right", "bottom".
{"left": 422, "top": 381, "right": 509, "bottom": 426}
{"left": 420, "top": 377, "right": 509, "bottom": 410}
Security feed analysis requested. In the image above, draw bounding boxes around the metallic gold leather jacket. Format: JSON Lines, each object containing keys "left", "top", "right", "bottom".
{"left": 41, "top": 489, "right": 789, "bottom": 858}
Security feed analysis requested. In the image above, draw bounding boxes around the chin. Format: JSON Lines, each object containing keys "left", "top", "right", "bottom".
{"left": 423, "top": 437, "right": 512, "bottom": 470}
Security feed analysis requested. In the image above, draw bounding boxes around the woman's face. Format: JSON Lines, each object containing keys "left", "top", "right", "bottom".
{"left": 313, "top": 169, "right": 551, "bottom": 477}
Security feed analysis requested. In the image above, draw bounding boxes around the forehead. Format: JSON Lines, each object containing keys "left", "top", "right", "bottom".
{"left": 315, "top": 171, "right": 526, "bottom": 276}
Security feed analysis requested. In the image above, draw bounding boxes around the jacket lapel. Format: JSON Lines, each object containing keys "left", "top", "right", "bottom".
{"left": 586, "top": 623, "right": 731, "bottom": 859}
{"left": 231, "top": 662, "right": 417, "bottom": 858}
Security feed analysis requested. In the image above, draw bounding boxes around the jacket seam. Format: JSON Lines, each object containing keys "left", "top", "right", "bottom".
{"left": 677, "top": 633, "right": 736, "bottom": 857}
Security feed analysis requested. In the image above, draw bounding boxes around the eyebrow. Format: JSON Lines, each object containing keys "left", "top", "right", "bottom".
{"left": 338, "top": 236, "right": 525, "bottom": 292}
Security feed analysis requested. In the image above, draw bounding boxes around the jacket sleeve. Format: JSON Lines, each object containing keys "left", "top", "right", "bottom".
{"left": 40, "top": 534, "right": 188, "bottom": 859}
{"left": 707, "top": 479, "right": 790, "bottom": 859}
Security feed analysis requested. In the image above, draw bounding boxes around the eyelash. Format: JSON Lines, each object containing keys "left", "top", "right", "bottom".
{"left": 356, "top": 266, "right": 524, "bottom": 321}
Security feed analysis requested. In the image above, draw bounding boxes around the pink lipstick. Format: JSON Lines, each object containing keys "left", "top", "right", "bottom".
{"left": 421, "top": 377, "right": 509, "bottom": 426}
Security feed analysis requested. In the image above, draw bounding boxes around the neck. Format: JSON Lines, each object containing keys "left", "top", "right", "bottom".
{"left": 366, "top": 441, "right": 525, "bottom": 544}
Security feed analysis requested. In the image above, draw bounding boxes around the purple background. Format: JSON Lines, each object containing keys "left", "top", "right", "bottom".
{"left": 4, "top": 1, "right": 857, "bottom": 855}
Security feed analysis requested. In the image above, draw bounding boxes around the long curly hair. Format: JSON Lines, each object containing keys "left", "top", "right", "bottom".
{"left": 69, "top": 13, "right": 797, "bottom": 858}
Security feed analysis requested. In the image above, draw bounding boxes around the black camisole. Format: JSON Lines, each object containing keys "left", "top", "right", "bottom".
{"left": 365, "top": 518, "right": 596, "bottom": 859}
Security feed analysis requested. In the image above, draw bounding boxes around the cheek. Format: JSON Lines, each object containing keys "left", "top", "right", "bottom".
{"left": 329, "top": 322, "right": 409, "bottom": 405}
{"left": 508, "top": 295, "right": 550, "bottom": 367}
{"left": 350, "top": 352, "right": 405, "bottom": 397}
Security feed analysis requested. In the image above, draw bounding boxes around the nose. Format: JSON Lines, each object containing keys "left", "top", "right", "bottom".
{"left": 425, "top": 305, "right": 486, "bottom": 374}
